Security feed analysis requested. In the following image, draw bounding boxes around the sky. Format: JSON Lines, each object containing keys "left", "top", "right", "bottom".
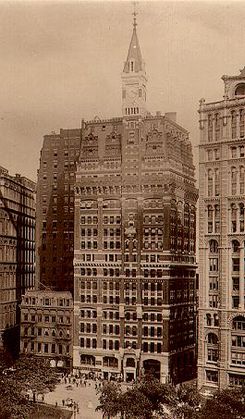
{"left": 0, "top": 0, "right": 245, "bottom": 181}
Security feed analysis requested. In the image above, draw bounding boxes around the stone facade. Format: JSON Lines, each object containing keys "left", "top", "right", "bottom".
{"left": 0, "top": 166, "right": 35, "bottom": 351}
{"left": 198, "top": 69, "right": 245, "bottom": 391}
{"left": 20, "top": 290, "right": 73, "bottom": 369}
{"left": 73, "top": 20, "right": 198, "bottom": 383}
{"left": 36, "top": 130, "right": 81, "bottom": 293}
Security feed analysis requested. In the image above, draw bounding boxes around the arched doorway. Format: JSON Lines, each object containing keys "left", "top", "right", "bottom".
{"left": 143, "top": 359, "right": 161, "bottom": 380}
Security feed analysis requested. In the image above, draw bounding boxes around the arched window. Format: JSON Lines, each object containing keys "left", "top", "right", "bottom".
{"left": 232, "top": 240, "right": 240, "bottom": 253}
{"left": 235, "top": 84, "right": 245, "bottom": 96}
{"left": 209, "top": 240, "right": 218, "bottom": 253}
{"left": 232, "top": 316, "right": 245, "bottom": 330}
{"left": 207, "top": 333, "right": 218, "bottom": 344}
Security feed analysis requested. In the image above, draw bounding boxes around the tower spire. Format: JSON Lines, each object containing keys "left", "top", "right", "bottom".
{"left": 121, "top": 4, "right": 147, "bottom": 117}
{"left": 133, "top": 1, "right": 137, "bottom": 29}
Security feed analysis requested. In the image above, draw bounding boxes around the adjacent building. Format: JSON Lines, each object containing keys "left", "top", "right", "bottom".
{"left": 36, "top": 130, "right": 81, "bottom": 293}
{"left": 0, "top": 166, "right": 35, "bottom": 352}
{"left": 198, "top": 69, "right": 245, "bottom": 391}
{"left": 73, "top": 17, "right": 198, "bottom": 383}
{"left": 20, "top": 290, "right": 73, "bottom": 369}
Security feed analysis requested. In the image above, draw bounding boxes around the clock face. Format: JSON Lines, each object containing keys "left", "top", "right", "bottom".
{"left": 128, "top": 89, "right": 138, "bottom": 105}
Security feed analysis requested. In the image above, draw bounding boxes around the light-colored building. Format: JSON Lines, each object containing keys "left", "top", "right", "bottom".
{"left": 0, "top": 166, "right": 35, "bottom": 353}
{"left": 198, "top": 69, "right": 245, "bottom": 391}
{"left": 73, "top": 17, "right": 198, "bottom": 383}
{"left": 20, "top": 290, "right": 73, "bottom": 369}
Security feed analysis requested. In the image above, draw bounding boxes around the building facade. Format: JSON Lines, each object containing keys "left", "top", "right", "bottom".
{"left": 73, "top": 19, "right": 198, "bottom": 383}
{"left": 198, "top": 69, "right": 245, "bottom": 391}
{"left": 0, "top": 166, "right": 35, "bottom": 352}
{"left": 20, "top": 290, "right": 73, "bottom": 369}
{"left": 36, "top": 129, "right": 81, "bottom": 293}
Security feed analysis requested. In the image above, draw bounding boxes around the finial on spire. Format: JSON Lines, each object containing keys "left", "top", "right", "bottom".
{"left": 132, "top": 1, "right": 138, "bottom": 29}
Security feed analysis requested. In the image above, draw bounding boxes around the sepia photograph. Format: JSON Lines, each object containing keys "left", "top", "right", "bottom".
{"left": 0, "top": 0, "right": 244, "bottom": 418}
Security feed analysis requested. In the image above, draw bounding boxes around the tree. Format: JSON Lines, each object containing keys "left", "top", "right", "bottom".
{"left": 97, "top": 375, "right": 173, "bottom": 419}
{"left": 121, "top": 387, "right": 153, "bottom": 419}
{"left": 0, "top": 354, "right": 60, "bottom": 418}
{"left": 198, "top": 387, "right": 245, "bottom": 419}
{"left": 96, "top": 381, "right": 123, "bottom": 418}
{"left": 13, "top": 354, "right": 59, "bottom": 397}
{"left": 172, "top": 383, "right": 201, "bottom": 419}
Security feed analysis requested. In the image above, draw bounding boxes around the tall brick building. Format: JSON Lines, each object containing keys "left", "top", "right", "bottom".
{"left": 198, "top": 69, "right": 245, "bottom": 391}
{"left": 0, "top": 166, "right": 35, "bottom": 353}
{"left": 73, "top": 17, "right": 198, "bottom": 383}
{"left": 36, "top": 130, "right": 81, "bottom": 293}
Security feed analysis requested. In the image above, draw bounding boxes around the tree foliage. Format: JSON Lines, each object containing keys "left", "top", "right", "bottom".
{"left": 0, "top": 353, "right": 60, "bottom": 418}
{"left": 198, "top": 387, "right": 245, "bottom": 419}
{"left": 96, "top": 381, "right": 123, "bottom": 417}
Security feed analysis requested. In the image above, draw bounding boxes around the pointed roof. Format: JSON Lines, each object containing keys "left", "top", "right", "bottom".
{"left": 123, "top": 18, "right": 144, "bottom": 73}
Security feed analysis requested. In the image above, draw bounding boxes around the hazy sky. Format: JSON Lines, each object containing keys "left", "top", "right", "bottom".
{"left": 1, "top": 0, "right": 245, "bottom": 181}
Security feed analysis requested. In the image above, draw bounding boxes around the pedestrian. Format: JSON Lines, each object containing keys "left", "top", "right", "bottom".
{"left": 62, "top": 399, "right": 65, "bottom": 407}
{"left": 55, "top": 401, "right": 58, "bottom": 407}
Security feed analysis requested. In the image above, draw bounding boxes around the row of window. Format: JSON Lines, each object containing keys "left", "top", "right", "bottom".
{"left": 81, "top": 228, "right": 98, "bottom": 237}
{"left": 80, "top": 309, "right": 97, "bottom": 319}
{"left": 143, "top": 326, "right": 162, "bottom": 337}
{"left": 80, "top": 323, "right": 97, "bottom": 334}
{"left": 22, "top": 314, "right": 71, "bottom": 324}
{"left": 143, "top": 215, "right": 164, "bottom": 225}
{"left": 22, "top": 327, "right": 70, "bottom": 338}
{"left": 79, "top": 338, "right": 163, "bottom": 354}
{"left": 22, "top": 341, "right": 70, "bottom": 355}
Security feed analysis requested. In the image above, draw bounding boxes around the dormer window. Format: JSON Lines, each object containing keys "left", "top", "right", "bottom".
{"left": 235, "top": 83, "right": 245, "bottom": 96}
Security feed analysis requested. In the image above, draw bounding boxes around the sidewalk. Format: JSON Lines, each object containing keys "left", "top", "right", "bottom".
{"left": 44, "top": 380, "right": 102, "bottom": 419}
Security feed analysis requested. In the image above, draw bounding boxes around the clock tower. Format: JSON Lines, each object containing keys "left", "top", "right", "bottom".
{"left": 122, "top": 12, "right": 147, "bottom": 117}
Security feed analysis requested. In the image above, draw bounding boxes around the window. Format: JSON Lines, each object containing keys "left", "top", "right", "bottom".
{"left": 235, "top": 84, "right": 245, "bottom": 96}
{"left": 209, "top": 240, "right": 218, "bottom": 253}
{"left": 209, "top": 258, "right": 218, "bottom": 272}
{"left": 232, "top": 240, "right": 240, "bottom": 253}
{"left": 231, "top": 111, "right": 237, "bottom": 139}
{"left": 232, "top": 277, "right": 240, "bottom": 291}
{"left": 231, "top": 167, "right": 237, "bottom": 195}
{"left": 209, "top": 277, "right": 218, "bottom": 290}
{"left": 208, "top": 114, "right": 213, "bottom": 142}
{"left": 208, "top": 169, "right": 213, "bottom": 197}
{"left": 232, "top": 258, "right": 240, "bottom": 272}
{"left": 206, "top": 370, "right": 218, "bottom": 383}
{"left": 232, "top": 296, "right": 240, "bottom": 309}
